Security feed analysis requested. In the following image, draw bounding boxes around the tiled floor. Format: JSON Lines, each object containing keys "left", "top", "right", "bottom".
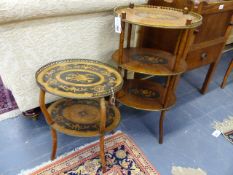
{"left": 0, "top": 52, "right": 233, "bottom": 175}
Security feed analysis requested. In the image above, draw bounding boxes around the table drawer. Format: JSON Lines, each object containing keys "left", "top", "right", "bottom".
{"left": 186, "top": 44, "right": 223, "bottom": 70}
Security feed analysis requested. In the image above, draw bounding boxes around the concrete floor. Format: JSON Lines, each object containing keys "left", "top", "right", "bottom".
{"left": 0, "top": 52, "right": 232, "bottom": 175}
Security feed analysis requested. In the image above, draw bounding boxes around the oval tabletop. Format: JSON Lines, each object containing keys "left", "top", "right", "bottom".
{"left": 114, "top": 5, "right": 202, "bottom": 29}
{"left": 36, "top": 59, "right": 123, "bottom": 99}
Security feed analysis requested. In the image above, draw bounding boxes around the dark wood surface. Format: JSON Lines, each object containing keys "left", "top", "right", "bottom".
{"left": 186, "top": 43, "right": 223, "bottom": 69}
{"left": 142, "top": 0, "right": 233, "bottom": 94}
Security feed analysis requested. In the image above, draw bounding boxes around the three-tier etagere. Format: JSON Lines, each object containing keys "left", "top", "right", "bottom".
{"left": 112, "top": 4, "right": 202, "bottom": 143}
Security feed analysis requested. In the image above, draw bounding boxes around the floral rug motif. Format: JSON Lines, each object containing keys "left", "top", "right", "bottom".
{"left": 0, "top": 76, "right": 18, "bottom": 115}
{"left": 20, "top": 132, "right": 159, "bottom": 175}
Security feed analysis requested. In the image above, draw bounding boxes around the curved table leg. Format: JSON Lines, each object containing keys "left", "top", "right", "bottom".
{"left": 99, "top": 98, "right": 107, "bottom": 172}
{"left": 221, "top": 59, "right": 233, "bottom": 89}
{"left": 39, "top": 89, "right": 57, "bottom": 160}
{"left": 51, "top": 128, "right": 57, "bottom": 160}
{"left": 159, "top": 75, "right": 176, "bottom": 144}
{"left": 159, "top": 110, "right": 166, "bottom": 144}
{"left": 100, "top": 134, "right": 106, "bottom": 172}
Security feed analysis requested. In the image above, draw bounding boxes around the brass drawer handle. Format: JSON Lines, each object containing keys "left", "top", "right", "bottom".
{"left": 201, "top": 52, "right": 208, "bottom": 60}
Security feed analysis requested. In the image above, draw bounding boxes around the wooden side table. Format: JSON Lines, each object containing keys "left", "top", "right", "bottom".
{"left": 35, "top": 59, "right": 123, "bottom": 172}
{"left": 113, "top": 4, "right": 202, "bottom": 143}
{"left": 143, "top": 0, "right": 233, "bottom": 94}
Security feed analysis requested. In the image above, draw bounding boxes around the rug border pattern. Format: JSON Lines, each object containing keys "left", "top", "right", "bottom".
{"left": 19, "top": 132, "right": 159, "bottom": 175}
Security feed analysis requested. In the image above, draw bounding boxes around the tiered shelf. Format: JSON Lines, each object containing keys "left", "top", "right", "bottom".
{"left": 112, "top": 48, "right": 186, "bottom": 76}
{"left": 114, "top": 5, "right": 202, "bottom": 29}
{"left": 48, "top": 98, "right": 121, "bottom": 137}
{"left": 36, "top": 59, "right": 123, "bottom": 168}
{"left": 113, "top": 4, "right": 202, "bottom": 143}
{"left": 117, "top": 79, "right": 176, "bottom": 111}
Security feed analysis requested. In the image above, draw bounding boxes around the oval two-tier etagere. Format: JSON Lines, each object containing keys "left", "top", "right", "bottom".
{"left": 112, "top": 4, "right": 202, "bottom": 143}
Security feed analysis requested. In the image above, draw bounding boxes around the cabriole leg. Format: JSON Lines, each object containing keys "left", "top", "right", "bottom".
{"left": 159, "top": 110, "right": 166, "bottom": 144}
{"left": 99, "top": 98, "right": 107, "bottom": 172}
{"left": 99, "top": 134, "right": 106, "bottom": 172}
{"left": 51, "top": 128, "right": 57, "bottom": 160}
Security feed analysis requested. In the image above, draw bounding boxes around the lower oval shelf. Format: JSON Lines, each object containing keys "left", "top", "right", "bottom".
{"left": 112, "top": 48, "right": 187, "bottom": 76}
{"left": 48, "top": 98, "right": 121, "bottom": 137}
{"left": 117, "top": 79, "right": 176, "bottom": 111}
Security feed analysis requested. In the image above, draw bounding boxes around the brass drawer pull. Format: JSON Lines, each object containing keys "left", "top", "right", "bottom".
{"left": 201, "top": 52, "right": 208, "bottom": 60}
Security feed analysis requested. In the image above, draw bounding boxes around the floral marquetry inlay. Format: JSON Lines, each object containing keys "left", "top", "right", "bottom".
{"left": 36, "top": 59, "right": 123, "bottom": 99}
{"left": 48, "top": 98, "right": 121, "bottom": 136}
{"left": 128, "top": 88, "right": 160, "bottom": 99}
{"left": 132, "top": 54, "right": 168, "bottom": 65}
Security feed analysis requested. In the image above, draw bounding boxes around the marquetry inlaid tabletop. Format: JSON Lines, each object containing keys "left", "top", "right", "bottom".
{"left": 36, "top": 59, "right": 123, "bottom": 99}
{"left": 114, "top": 5, "right": 202, "bottom": 29}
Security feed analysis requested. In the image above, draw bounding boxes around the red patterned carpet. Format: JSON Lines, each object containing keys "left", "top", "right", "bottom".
{"left": 0, "top": 76, "right": 18, "bottom": 116}
{"left": 20, "top": 132, "right": 160, "bottom": 175}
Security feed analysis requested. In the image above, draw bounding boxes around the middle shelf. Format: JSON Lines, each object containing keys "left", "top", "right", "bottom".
{"left": 112, "top": 48, "right": 187, "bottom": 76}
{"left": 48, "top": 98, "right": 121, "bottom": 137}
{"left": 117, "top": 79, "right": 176, "bottom": 111}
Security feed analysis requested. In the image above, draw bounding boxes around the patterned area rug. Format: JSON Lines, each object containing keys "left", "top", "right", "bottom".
{"left": 20, "top": 132, "right": 159, "bottom": 175}
{"left": 0, "top": 76, "right": 19, "bottom": 121}
{"left": 213, "top": 116, "right": 233, "bottom": 144}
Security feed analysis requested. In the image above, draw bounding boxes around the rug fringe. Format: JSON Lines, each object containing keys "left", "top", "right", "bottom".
{"left": 171, "top": 166, "right": 207, "bottom": 175}
{"left": 213, "top": 116, "right": 233, "bottom": 133}
{"left": 18, "top": 131, "right": 123, "bottom": 175}
{"left": 0, "top": 109, "right": 21, "bottom": 122}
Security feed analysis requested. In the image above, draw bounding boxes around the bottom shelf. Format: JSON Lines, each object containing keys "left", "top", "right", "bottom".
{"left": 117, "top": 79, "right": 176, "bottom": 111}
{"left": 48, "top": 98, "right": 120, "bottom": 137}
